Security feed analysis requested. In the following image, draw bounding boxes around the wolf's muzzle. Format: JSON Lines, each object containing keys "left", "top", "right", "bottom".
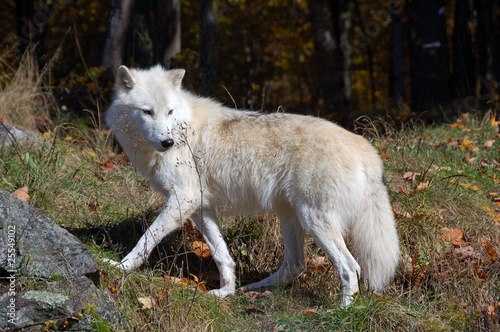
{"left": 161, "top": 138, "right": 175, "bottom": 149}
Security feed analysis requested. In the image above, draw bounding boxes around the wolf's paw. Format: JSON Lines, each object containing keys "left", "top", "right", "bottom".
{"left": 102, "top": 258, "right": 128, "bottom": 270}
{"left": 340, "top": 291, "right": 359, "bottom": 309}
{"left": 208, "top": 287, "right": 235, "bottom": 298}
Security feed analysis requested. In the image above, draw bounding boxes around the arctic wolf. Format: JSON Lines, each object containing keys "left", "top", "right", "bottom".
{"left": 105, "top": 65, "right": 400, "bottom": 306}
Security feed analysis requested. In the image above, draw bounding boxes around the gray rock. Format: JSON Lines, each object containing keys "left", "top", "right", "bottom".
{"left": 0, "top": 276, "right": 121, "bottom": 330}
{"left": 0, "top": 121, "right": 42, "bottom": 148}
{"left": 0, "top": 189, "right": 122, "bottom": 329}
{"left": 0, "top": 189, "right": 98, "bottom": 278}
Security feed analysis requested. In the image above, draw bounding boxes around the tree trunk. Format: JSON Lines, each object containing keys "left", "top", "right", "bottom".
{"left": 389, "top": 2, "right": 405, "bottom": 106}
{"left": 198, "top": 0, "right": 218, "bottom": 96}
{"left": 15, "top": 0, "right": 48, "bottom": 62}
{"left": 352, "top": 0, "right": 375, "bottom": 109}
{"left": 101, "top": 0, "right": 135, "bottom": 69}
{"left": 162, "top": 0, "right": 182, "bottom": 65}
{"left": 451, "top": 0, "right": 474, "bottom": 98}
{"left": 16, "top": 0, "right": 35, "bottom": 57}
{"left": 330, "top": 0, "right": 352, "bottom": 103}
{"left": 475, "top": 0, "right": 497, "bottom": 105}
{"left": 495, "top": 1, "right": 500, "bottom": 98}
{"left": 308, "top": 0, "right": 351, "bottom": 119}
{"left": 128, "top": 0, "right": 154, "bottom": 67}
{"left": 409, "top": 0, "right": 449, "bottom": 115}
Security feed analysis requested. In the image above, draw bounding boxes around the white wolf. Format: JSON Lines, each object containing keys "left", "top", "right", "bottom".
{"left": 105, "top": 65, "right": 399, "bottom": 306}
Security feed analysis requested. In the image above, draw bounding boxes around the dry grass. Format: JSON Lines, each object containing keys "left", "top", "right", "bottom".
{"left": 0, "top": 48, "right": 53, "bottom": 131}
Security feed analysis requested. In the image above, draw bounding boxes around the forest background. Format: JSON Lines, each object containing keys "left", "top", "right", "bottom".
{"left": 1, "top": 1, "right": 500, "bottom": 330}
{"left": 1, "top": 0, "right": 499, "bottom": 128}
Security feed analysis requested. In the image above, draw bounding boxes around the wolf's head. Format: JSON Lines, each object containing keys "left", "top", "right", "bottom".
{"left": 107, "top": 65, "right": 192, "bottom": 152}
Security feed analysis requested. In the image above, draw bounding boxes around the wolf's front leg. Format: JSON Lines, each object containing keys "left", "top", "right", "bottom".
{"left": 107, "top": 201, "right": 196, "bottom": 271}
{"left": 191, "top": 212, "right": 236, "bottom": 297}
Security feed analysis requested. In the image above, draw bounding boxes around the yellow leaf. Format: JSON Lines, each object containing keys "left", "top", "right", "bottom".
{"left": 86, "top": 150, "right": 97, "bottom": 158}
{"left": 65, "top": 135, "right": 73, "bottom": 141}
{"left": 491, "top": 116, "right": 500, "bottom": 128}
{"left": 459, "top": 182, "right": 480, "bottom": 191}
{"left": 460, "top": 139, "right": 474, "bottom": 150}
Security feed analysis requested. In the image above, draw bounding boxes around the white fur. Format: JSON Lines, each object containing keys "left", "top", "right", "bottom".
{"left": 105, "top": 65, "right": 400, "bottom": 306}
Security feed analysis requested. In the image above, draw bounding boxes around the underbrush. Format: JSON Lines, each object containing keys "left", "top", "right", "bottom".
{"left": 1, "top": 61, "right": 499, "bottom": 330}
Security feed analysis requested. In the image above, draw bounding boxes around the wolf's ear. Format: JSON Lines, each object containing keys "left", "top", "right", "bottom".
{"left": 117, "top": 65, "right": 135, "bottom": 89}
{"left": 168, "top": 69, "right": 185, "bottom": 89}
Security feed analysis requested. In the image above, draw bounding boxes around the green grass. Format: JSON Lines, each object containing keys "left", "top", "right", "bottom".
{"left": 1, "top": 60, "right": 499, "bottom": 330}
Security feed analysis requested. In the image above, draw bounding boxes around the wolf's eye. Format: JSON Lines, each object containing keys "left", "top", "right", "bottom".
{"left": 142, "top": 109, "right": 153, "bottom": 116}
{"left": 168, "top": 109, "right": 174, "bottom": 115}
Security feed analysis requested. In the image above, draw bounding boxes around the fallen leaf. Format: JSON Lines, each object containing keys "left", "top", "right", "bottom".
{"left": 467, "top": 157, "right": 477, "bottom": 164}
{"left": 454, "top": 246, "right": 477, "bottom": 260}
{"left": 12, "top": 185, "right": 29, "bottom": 203}
{"left": 484, "top": 140, "right": 495, "bottom": 148}
{"left": 415, "top": 181, "right": 429, "bottom": 191}
{"left": 442, "top": 227, "right": 465, "bottom": 247}
{"left": 480, "top": 238, "right": 498, "bottom": 262}
{"left": 156, "top": 289, "right": 166, "bottom": 300}
{"left": 138, "top": 296, "right": 155, "bottom": 309}
{"left": 244, "top": 290, "right": 273, "bottom": 303}
{"left": 100, "top": 270, "right": 108, "bottom": 286}
{"left": 487, "top": 305, "right": 496, "bottom": 317}
{"left": 190, "top": 240, "right": 212, "bottom": 258}
{"left": 473, "top": 265, "right": 487, "bottom": 282}
{"left": 458, "top": 182, "right": 480, "bottom": 191}
{"left": 307, "top": 256, "right": 332, "bottom": 273}
{"left": 392, "top": 206, "right": 411, "bottom": 219}
{"left": 460, "top": 139, "right": 474, "bottom": 150}
{"left": 403, "top": 171, "right": 421, "bottom": 182}
{"left": 398, "top": 186, "right": 409, "bottom": 195}
{"left": 245, "top": 307, "right": 265, "bottom": 314}
{"left": 304, "top": 308, "right": 318, "bottom": 316}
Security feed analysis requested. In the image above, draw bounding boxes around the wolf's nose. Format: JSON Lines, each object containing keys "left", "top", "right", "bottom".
{"left": 161, "top": 138, "right": 174, "bottom": 148}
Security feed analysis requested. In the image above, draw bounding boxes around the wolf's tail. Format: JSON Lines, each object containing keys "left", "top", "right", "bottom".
{"left": 350, "top": 177, "right": 400, "bottom": 291}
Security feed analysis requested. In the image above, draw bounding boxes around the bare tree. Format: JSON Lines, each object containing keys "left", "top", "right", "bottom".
{"left": 101, "top": 0, "right": 135, "bottom": 69}
{"left": 198, "top": 0, "right": 218, "bottom": 96}
{"left": 409, "top": 0, "right": 449, "bottom": 114}
{"left": 162, "top": 0, "right": 181, "bottom": 65}
{"left": 451, "top": 0, "right": 474, "bottom": 98}
{"left": 308, "top": 0, "right": 351, "bottom": 119}
{"left": 390, "top": 1, "right": 404, "bottom": 105}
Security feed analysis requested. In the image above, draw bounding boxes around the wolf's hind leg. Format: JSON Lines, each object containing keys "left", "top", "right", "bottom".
{"left": 192, "top": 212, "right": 236, "bottom": 297}
{"left": 245, "top": 212, "right": 305, "bottom": 291}
{"left": 302, "top": 212, "right": 361, "bottom": 307}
